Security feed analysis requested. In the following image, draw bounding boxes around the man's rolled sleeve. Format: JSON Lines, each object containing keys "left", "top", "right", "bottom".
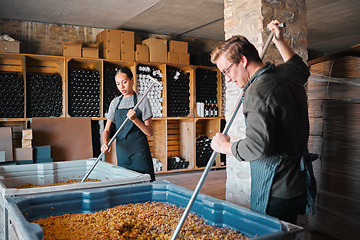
{"left": 231, "top": 141, "right": 245, "bottom": 160}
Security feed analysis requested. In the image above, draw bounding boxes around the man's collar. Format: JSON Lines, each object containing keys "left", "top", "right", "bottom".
{"left": 243, "top": 62, "right": 274, "bottom": 92}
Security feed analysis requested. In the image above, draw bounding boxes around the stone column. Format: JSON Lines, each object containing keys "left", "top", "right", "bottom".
{"left": 223, "top": 0, "right": 308, "bottom": 208}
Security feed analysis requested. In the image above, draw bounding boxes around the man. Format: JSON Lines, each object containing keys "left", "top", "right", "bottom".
{"left": 210, "top": 20, "right": 316, "bottom": 224}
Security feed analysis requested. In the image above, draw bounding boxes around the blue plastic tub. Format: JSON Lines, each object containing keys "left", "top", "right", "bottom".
{"left": 6, "top": 180, "right": 300, "bottom": 240}
{"left": 0, "top": 159, "right": 151, "bottom": 240}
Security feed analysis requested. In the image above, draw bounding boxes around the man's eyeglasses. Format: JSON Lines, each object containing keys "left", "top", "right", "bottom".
{"left": 222, "top": 63, "right": 234, "bottom": 78}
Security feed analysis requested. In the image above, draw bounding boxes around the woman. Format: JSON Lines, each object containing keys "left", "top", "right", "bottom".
{"left": 101, "top": 67, "right": 155, "bottom": 181}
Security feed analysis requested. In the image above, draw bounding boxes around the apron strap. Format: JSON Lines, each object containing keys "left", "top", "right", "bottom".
{"left": 116, "top": 95, "right": 124, "bottom": 109}
{"left": 300, "top": 153, "right": 319, "bottom": 214}
{"left": 133, "top": 93, "right": 137, "bottom": 105}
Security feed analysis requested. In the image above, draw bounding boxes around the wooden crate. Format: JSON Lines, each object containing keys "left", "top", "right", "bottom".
{"left": 1, "top": 51, "right": 226, "bottom": 174}
{"left": 66, "top": 58, "right": 103, "bottom": 118}
{"left": 193, "top": 66, "right": 222, "bottom": 118}
{"left": 165, "top": 64, "right": 195, "bottom": 118}
{"left": 25, "top": 54, "right": 66, "bottom": 117}
{"left": 147, "top": 119, "right": 167, "bottom": 172}
{"left": 136, "top": 62, "right": 167, "bottom": 118}
{"left": 0, "top": 53, "right": 26, "bottom": 119}
{"left": 0, "top": 53, "right": 24, "bottom": 73}
{"left": 166, "top": 119, "right": 195, "bottom": 172}
{"left": 194, "top": 118, "right": 222, "bottom": 169}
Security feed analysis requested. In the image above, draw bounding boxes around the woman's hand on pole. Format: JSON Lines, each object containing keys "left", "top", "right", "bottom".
{"left": 127, "top": 109, "right": 137, "bottom": 121}
{"left": 101, "top": 141, "right": 111, "bottom": 153}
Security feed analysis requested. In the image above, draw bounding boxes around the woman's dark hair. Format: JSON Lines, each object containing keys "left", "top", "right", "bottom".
{"left": 115, "top": 67, "right": 133, "bottom": 79}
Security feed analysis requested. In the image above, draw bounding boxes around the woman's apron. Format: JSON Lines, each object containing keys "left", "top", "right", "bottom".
{"left": 114, "top": 94, "right": 155, "bottom": 181}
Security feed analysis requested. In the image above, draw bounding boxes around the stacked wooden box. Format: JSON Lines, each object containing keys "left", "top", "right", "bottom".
{"left": 307, "top": 55, "right": 360, "bottom": 240}
{"left": 14, "top": 129, "right": 33, "bottom": 164}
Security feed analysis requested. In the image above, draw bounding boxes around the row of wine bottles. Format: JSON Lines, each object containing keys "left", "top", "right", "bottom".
{"left": 68, "top": 69, "right": 101, "bottom": 117}
{"left": 153, "top": 158, "right": 163, "bottom": 172}
{"left": 137, "top": 64, "right": 164, "bottom": 117}
{"left": 0, "top": 72, "right": 24, "bottom": 118}
{"left": 167, "top": 156, "right": 190, "bottom": 170}
{"left": 103, "top": 68, "right": 120, "bottom": 115}
{"left": 1, "top": 67, "right": 221, "bottom": 119}
{"left": 196, "top": 69, "right": 218, "bottom": 103}
{"left": 167, "top": 69, "right": 190, "bottom": 117}
{"left": 196, "top": 135, "right": 215, "bottom": 168}
{"left": 196, "top": 69, "right": 218, "bottom": 118}
{"left": 197, "top": 99, "right": 218, "bottom": 118}
{"left": 26, "top": 73, "right": 63, "bottom": 117}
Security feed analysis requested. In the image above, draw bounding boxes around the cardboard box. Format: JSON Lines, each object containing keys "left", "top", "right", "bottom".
{"left": 120, "top": 30, "right": 134, "bottom": 43}
{"left": 135, "top": 44, "right": 149, "bottom": 62}
{"left": 120, "top": 30, "right": 135, "bottom": 61}
{"left": 97, "top": 30, "right": 134, "bottom": 60}
{"left": 121, "top": 48, "right": 134, "bottom": 61}
{"left": 97, "top": 29, "right": 122, "bottom": 42}
{"left": 14, "top": 148, "right": 33, "bottom": 161}
{"left": 21, "top": 139, "right": 32, "bottom": 149}
{"left": 0, "top": 127, "right": 13, "bottom": 162}
{"left": 96, "top": 30, "right": 121, "bottom": 48}
{"left": 179, "top": 52, "right": 190, "bottom": 65}
{"left": 102, "top": 40, "right": 121, "bottom": 51}
{"left": 62, "top": 42, "right": 82, "bottom": 57}
{"left": 142, "top": 37, "right": 167, "bottom": 63}
{"left": 103, "top": 49, "right": 121, "bottom": 60}
{"left": 22, "top": 129, "right": 32, "bottom": 140}
{"left": 99, "top": 40, "right": 121, "bottom": 59}
{"left": 0, "top": 41, "right": 20, "bottom": 53}
{"left": 82, "top": 47, "right": 99, "bottom": 58}
{"left": 167, "top": 52, "right": 179, "bottom": 64}
{"left": 169, "top": 40, "right": 188, "bottom": 53}
{"left": 84, "top": 43, "right": 98, "bottom": 48}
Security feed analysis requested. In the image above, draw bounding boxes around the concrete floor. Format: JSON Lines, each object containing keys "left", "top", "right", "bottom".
{"left": 156, "top": 169, "right": 336, "bottom": 240}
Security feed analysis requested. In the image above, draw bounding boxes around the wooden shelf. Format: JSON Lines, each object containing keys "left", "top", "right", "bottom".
{"left": 0, "top": 52, "right": 224, "bottom": 173}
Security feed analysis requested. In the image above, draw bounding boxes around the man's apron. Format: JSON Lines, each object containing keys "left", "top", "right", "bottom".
{"left": 243, "top": 63, "right": 317, "bottom": 214}
{"left": 250, "top": 154, "right": 317, "bottom": 214}
{"left": 114, "top": 94, "right": 155, "bottom": 181}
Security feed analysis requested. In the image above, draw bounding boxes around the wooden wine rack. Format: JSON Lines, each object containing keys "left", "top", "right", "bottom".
{"left": 0, "top": 52, "right": 225, "bottom": 173}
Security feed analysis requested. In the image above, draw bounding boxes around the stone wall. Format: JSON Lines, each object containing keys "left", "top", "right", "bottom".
{"left": 223, "top": 0, "right": 308, "bottom": 208}
{"left": 0, "top": 19, "right": 103, "bottom": 56}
